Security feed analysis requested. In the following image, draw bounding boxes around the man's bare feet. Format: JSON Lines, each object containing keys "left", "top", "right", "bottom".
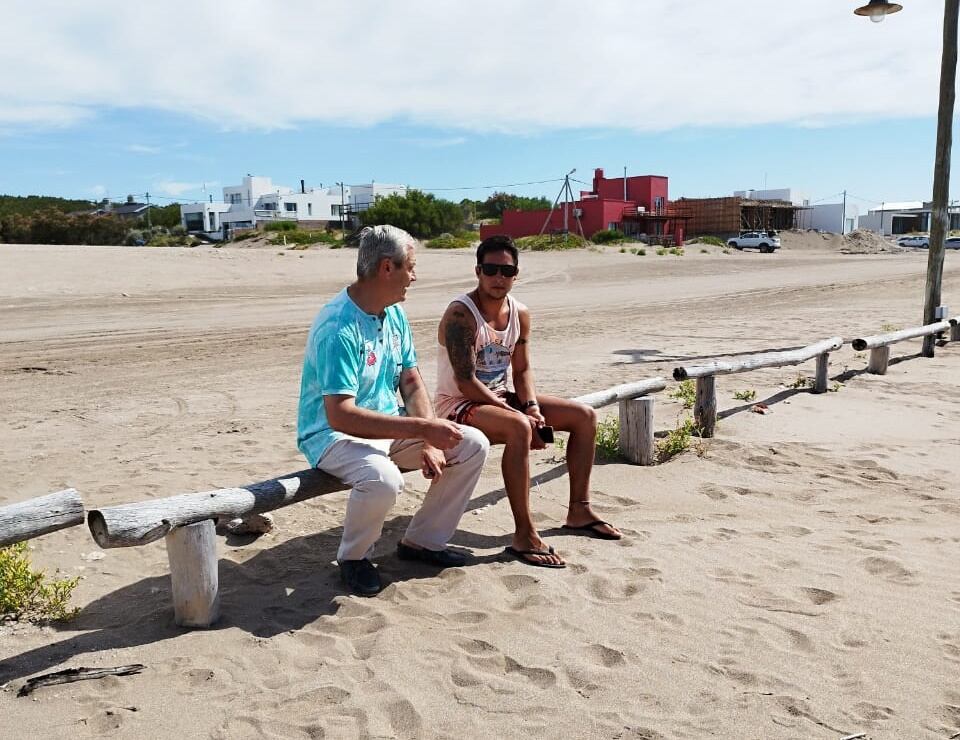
{"left": 510, "top": 531, "right": 565, "bottom": 567}
{"left": 564, "top": 502, "right": 623, "bottom": 539}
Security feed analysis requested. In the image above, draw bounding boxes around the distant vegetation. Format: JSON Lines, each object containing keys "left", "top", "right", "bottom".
{"left": 695, "top": 236, "right": 726, "bottom": 247}
{"left": 0, "top": 194, "right": 94, "bottom": 218}
{"left": 360, "top": 190, "right": 464, "bottom": 238}
{"left": 460, "top": 192, "right": 552, "bottom": 222}
{"left": 590, "top": 229, "right": 627, "bottom": 245}
{"left": 0, "top": 194, "right": 189, "bottom": 246}
{"left": 426, "top": 233, "right": 478, "bottom": 249}
{"left": 515, "top": 234, "right": 588, "bottom": 251}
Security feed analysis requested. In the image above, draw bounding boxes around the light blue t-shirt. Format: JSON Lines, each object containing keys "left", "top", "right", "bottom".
{"left": 297, "top": 288, "right": 418, "bottom": 466}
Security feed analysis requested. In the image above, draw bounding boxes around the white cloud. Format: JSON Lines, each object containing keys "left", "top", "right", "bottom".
{"left": 154, "top": 180, "right": 213, "bottom": 197}
{"left": 125, "top": 144, "right": 162, "bottom": 154}
{"left": 0, "top": 1, "right": 943, "bottom": 134}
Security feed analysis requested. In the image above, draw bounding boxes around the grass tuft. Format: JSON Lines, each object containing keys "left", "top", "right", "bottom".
{"left": 1, "top": 543, "right": 80, "bottom": 623}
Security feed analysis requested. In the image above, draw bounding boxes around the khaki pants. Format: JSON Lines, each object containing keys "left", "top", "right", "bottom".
{"left": 317, "top": 426, "right": 489, "bottom": 562}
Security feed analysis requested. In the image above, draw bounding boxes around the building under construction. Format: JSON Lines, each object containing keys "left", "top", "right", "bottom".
{"left": 674, "top": 196, "right": 809, "bottom": 238}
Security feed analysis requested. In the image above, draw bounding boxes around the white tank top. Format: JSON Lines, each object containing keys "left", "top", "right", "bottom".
{"left": 435, "top": 293, "right": 523, "bottom": 420}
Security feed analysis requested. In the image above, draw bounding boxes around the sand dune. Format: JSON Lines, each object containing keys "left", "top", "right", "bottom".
{"left": 1, "top": 242, "right": 958, "bottom": 738}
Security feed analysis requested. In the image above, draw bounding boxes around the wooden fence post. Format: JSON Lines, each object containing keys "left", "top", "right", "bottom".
{"left": 814, "top": 352, "right": 830, "bottom": 393}
{"left": 867, "top": 346, "right": 890, "bottom": 375}
{"left": 166, "top": 520, "right": 219, "bottom": 628}
{"left": 619, "top": 397, "right": 655, "bottom": 465}
{"left": 695, "top": 376, "right": 717, "bottom": 438}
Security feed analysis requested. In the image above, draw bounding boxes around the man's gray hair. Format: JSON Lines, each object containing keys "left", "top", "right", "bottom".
{"left": 356, "top": 225, "right": 415, "bottom": 279}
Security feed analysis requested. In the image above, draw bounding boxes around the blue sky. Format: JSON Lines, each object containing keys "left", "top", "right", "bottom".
{"left": 0, "top": 1, "right": 952, "bottom": 215}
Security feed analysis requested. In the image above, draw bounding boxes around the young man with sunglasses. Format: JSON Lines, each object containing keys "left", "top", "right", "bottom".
{"left": 435, "top": 235, "right": 622, "bottom": 568}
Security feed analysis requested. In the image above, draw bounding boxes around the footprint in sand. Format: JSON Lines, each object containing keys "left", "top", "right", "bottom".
{"left": 937, "top": 632, "right": 960, "bottom": 663}
{"left": 799, "top": 587, "right": 838, "bottom": 605}
{"left": 501, "top": 573, "right": 539, "bottom": 593}
{"left": 386, "top": 698, "right": 423, "bottom": 738}
{"left": 859, "top": 556, "right": 916, "bottom": 585}
{"left": 585, "top": 643, "right": 627, "bottom": 668}
{"left": 446, "top": 610, "right": 488, "bottom": 624}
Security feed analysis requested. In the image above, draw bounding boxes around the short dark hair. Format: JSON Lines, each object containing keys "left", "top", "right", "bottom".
{"left": 476, "top": 235, "right": 518, "bottom": 266}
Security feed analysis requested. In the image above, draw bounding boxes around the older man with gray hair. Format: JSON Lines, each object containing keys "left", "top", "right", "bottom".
{"left": 298, "top": 225, "right": 490, "bottom": 596}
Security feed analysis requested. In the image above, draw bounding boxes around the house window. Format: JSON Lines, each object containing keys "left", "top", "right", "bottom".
{"left": 228, "top": 193, "right": 243, "bottom": 204}
{"left": 307, "top": 203, "right": 312, "bottom": 216}
{"left": 285, "top": 202, "right": 297, "bottom": 212}
{"left": 331, "top": 204, "right": 342, "bottom": 216}
{"left": 208, "top": 212, "right": 216, "bottom": 231}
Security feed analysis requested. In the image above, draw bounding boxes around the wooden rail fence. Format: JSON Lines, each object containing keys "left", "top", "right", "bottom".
{"left": 672, "top": 337, "right": 843, "bottom": 437}
{"left": 3, "top": 315, "right": 957, "bottom": 628}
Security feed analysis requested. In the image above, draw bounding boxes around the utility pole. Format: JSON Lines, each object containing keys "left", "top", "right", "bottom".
{"left": 145, "top": 192, "right": 152, "bottom": 229}
{"left": 879, "top": 201, "right": 885, "bottom": 235}
{"left": 923, "top": 0, "right": 958, "bottom": 357}
{"left": 539, "top": 169, "right": 584, "bottom": 239}
{"left": 623, "top": 166, "right": 627, "bottom": 201}
{"left": 841, "top": 190, "right": 847, "bottom": 235}
{"left": 336, "top": 182, "right": 346, "bottom": 234}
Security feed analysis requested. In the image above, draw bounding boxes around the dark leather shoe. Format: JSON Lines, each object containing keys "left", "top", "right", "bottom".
{"left": 397, "top": 541, "right": 467, "bottom": 567}
{"left": 338, "top": 558, "right": 382, "bottom": 596}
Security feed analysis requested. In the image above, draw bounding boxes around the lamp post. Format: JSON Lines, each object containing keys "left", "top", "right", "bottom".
{"left": 856, "top": 0, "right": 958, "bottom": 355}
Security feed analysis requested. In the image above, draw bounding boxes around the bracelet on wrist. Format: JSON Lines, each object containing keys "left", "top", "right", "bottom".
{"left": 520, "top": 400, "right": 539, "bottom": 410}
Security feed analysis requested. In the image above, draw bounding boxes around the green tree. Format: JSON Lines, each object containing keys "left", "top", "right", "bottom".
{"left": 360, "top": 190, "right": 463, "bottom": 238}
{"left": 476, "top": 192, "right": 551, "bottom": 220}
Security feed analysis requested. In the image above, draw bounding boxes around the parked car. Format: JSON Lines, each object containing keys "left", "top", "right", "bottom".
{"left": 897, "top": 235, "right": 929, "bottom": 248}
{"left": 945, "top": 236, "right": 960, "bottom": 250}
{"left": 726, "top": 231, "right": 781, "bottom": 253}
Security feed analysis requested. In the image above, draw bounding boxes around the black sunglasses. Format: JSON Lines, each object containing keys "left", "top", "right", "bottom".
{"left": 478, "top": 263, "right": 518, "bottom": 278}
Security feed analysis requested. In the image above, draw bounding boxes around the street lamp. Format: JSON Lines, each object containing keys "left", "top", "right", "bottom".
{"left": 854, "top": 0, "right": 902, "bottom": 23}
{"left": 857, "top": 1, "right": 958, "bottom": 356}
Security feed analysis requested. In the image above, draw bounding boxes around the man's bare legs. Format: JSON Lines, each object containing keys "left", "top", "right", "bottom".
{"left": 466, "top": 405, "right": 565, "bottom": 566}
{"left": 537, "top": 395, "right": 622, "bottom": 539}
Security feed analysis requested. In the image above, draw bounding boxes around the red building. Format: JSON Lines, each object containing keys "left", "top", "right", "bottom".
{"left": 479, "top": 168, "right": 688, "bottom": 244}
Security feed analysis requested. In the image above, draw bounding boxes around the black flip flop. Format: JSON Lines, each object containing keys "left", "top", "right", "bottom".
{"left": 561, "top": 520, "right": 622, "bottom": 540}
{"left": 504, "top": 545, "right": 567, "bottom": 569}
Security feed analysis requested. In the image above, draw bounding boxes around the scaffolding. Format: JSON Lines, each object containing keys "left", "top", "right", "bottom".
{"left": 674, "top": 197, "right": 809, "bottom": 237}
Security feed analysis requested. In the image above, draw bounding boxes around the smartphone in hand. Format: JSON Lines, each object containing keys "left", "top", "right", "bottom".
{"left": 536, "top": 425, "right": 555, "bottom": 444}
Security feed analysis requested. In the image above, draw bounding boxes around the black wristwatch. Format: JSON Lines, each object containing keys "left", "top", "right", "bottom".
{"left": 520, "top": 400, "right": 539, "bottom": 410}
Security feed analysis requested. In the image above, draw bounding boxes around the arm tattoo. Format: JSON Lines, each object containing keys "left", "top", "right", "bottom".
{"left": 516, "top": 337, "right": 528, "bottom": 345}
{"left": 444, "top": 309, "right": 476, "bottom": 381}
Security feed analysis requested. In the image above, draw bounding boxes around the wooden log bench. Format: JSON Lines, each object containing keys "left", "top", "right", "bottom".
{"left": 86, "top": 378, "right": 667, "bottom": 628}
{"left": 852, "top": 320, "right": 952, "bottom": 375}
{"left": 672, "top": 337, "right": 844, "bottom": 438}
{"left": 0, "top": 489, "right": 85, "bottom": 548}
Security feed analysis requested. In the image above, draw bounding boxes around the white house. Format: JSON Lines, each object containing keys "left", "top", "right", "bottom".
{"left": 181, "top": 176, "right": 407, "bottom": 238}
{"left": 854, "top": 201, "right": 960, "bottom": 236}
{"left": 734, "top": 188, "right": 810, "bottom": 207}
{"left": 804, "top": 202, "right": 860, "bottom": 234}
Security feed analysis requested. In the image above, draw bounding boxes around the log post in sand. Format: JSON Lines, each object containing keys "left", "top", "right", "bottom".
{"left": 618, "top": 397, "right": 655, "bottom": 465}
{"left": 166, "top": 520, "right": 219, "bottom": 628}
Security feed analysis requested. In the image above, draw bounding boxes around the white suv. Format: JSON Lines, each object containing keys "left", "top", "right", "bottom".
{"left": 727, "top": 231, "right": 781, "bottom": 253}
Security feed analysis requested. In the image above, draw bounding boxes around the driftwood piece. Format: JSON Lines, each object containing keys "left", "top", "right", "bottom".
{"left": 852, "top": 321, "right": 951, "bottom": 351}
{"left": 88, "top": 469, "right": 347, "bottom": 549}
{"left": 867, "top": 346, "right": 891, "bottom": 375}
{"left": 573, "top": 377, "right": 667, "bottom": 409}
{"left": 618, "top": 397, "right": 655, "bottom": 465}
{"left": 695, "top": 376, "right": 717, "bottom": 438}
{"left": 673, "top": 338, "right": 843, "bottom": 381}
{"left": 167, "top": 521, "right": 219, "bottom": 628}
{"left": 18, "top": 665, "right": 145, "bottom": 697}
{"left": 0, "top": 489, "right": 85, "bottom": 548}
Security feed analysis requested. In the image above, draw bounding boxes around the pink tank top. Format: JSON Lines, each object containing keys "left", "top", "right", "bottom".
{"left": 435, "top": 293, "right": 523, "bottom": 420}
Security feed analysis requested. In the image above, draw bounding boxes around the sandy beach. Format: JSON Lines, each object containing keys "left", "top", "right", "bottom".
{"left": 1, "top": 238, "right": 959, "bottom": 739}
